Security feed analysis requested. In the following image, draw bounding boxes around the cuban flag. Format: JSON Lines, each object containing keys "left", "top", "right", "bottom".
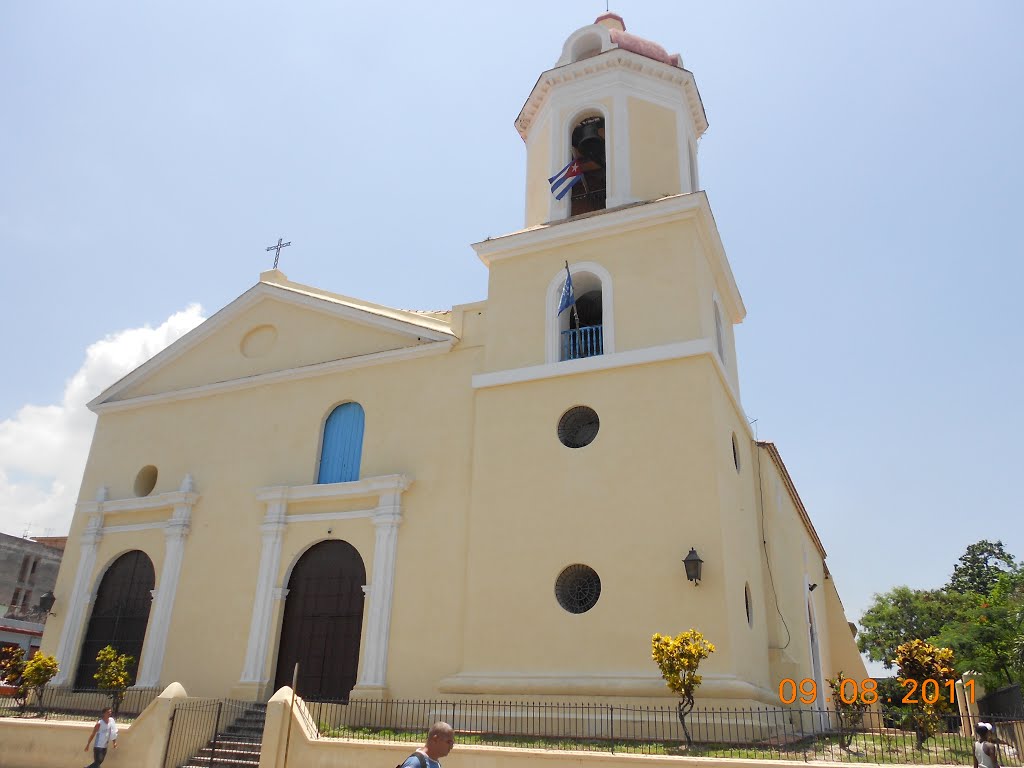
{"left": 549, "top": 158, "right": 584, "bottom": 200}
{"left": 557, "top": 263, "right": 576, "bottom": 316}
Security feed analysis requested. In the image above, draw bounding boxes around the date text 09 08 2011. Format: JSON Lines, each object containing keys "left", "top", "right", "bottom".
{"left": 777, "top": 678, "right": 975, "bottom": 706}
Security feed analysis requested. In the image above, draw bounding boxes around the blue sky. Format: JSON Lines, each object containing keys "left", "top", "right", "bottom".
{"left": 2, "top": 2, "right": 1023, "bottom": 659}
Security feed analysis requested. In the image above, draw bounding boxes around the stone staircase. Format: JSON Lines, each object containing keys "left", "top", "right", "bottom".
{"left": 176, "top": 702, "right": 266, "bottom": 768}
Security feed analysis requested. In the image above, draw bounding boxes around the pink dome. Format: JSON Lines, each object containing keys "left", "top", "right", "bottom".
{"left": 595, "top": 13, "right": 681, "bottom": 67}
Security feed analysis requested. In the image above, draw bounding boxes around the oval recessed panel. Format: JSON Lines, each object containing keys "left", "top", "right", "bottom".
{"left": 240, "top": 325, "right": 278, "bottom": 358}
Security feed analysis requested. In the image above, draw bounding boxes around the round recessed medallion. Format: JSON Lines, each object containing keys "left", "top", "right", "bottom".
{"left": 240, "top": 325, "right": 278, "bottom": 358}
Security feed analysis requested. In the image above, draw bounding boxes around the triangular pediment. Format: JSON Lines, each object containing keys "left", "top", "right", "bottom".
{"left": 90, "top": 277, "right": 455, "bottom": 410}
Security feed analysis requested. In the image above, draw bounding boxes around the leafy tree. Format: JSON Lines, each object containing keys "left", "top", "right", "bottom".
{"left": 933, "top": 599, "right": 1019, "bottom": 689}
{"left": 652, "top": 630, "right": 716, "bottom": 746}
{"left": 22, "top": 652, "right": 59, "bottom": 713}
{"left": 895, "top": 639, "right": 956, "bottom": 748}
{"left": 0, "top": 645, "right": 28, "bottom": 712}
{"left": 826, "top": 671, "right": 869, "bottom": 749}
{"left": 93, "top": 646, "right": 134, "bottom": 715}
{"left": 857, "top": 587, "right": 972, "bottom": 669}
{"left": 948, "top": 540, "right": 1016, "bottom": 596}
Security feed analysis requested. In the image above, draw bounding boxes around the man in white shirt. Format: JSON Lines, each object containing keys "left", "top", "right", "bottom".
{"left": 84, "top": 707, "right": 118, "bottom": 768}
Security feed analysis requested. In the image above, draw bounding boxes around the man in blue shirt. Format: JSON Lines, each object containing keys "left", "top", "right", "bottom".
{"left": 400, "top": 722, "right": 455, "bottom": 768}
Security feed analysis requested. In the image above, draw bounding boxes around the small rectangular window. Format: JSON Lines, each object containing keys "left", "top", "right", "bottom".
{"left": 11, "top": 588, "right": 21, "bottom": 607}
{"left": 30, "top": 558, "right": 39, "bottom": 576}
{"left": 17, "top": 555, "right": 30, "bottom": 582}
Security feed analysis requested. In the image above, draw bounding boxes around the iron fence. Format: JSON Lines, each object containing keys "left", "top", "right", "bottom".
{"left": 161, "top": 698, "right": 258, "bottom": 768}
{"left": 0, "top": 686, "right": 161, "bottom": 722}
{"left": 302, "top": 698, "right": 1024, "bottom": 764}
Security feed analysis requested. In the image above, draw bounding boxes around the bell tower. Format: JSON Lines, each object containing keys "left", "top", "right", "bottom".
{"left": 517, "top": 13, "right": 708, "bottom": 226}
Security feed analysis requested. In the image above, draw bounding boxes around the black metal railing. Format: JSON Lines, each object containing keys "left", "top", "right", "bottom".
{"left": 0, "top": 686, "right": 161, "bottom": 722}
{"left": 561, "top": 325, "right": 603, "bottom": 360}
{"left": 300, "top": 699, "right": 1024, "bottom": 764}
{"left": 161, "top": 698, "right": 259, "bottom": 768}
{"left": 980, "top": 684, "right": 1024, "bottom": 718}
{"left": 571, "top": 188, "right": 607, "bottom": 215}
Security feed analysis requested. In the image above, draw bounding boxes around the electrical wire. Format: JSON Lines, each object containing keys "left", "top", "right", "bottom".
{"left": 754, "top": 437, "right": 791, "bottom": 650}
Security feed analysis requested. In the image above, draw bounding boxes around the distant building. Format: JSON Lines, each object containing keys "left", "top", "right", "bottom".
{"left": 30, "top": 536, "right": 68, "bottom": 554}
{"left": 0, "top": 533, "right": 63, "bottom": 656}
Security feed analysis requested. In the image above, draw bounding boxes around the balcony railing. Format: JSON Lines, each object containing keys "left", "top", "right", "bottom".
{"left": 561, "top": 325, "right": 604, "bottom": 361}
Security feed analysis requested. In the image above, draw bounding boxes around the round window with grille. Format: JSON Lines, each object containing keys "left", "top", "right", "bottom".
{"left": 558, "top": 406, "right": 600, "bottom": 448}
{"left": 555, "top": 564, "right": 602, "bottom": 614}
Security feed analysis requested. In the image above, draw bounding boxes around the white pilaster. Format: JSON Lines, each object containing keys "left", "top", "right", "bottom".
{"left": 52, "top": 510, "right": 104, "bottom": 686}
{"left": 134, "top": 476, "right": 196, "bottom": 687}
{"left": 239, "top": 496, "right": 287, "bottom": 684}
{"left": 356, "top": 492, "right": 403, "bottom": 689}
{"left": 607, "top": 92, "right": 631, "bottom": 208}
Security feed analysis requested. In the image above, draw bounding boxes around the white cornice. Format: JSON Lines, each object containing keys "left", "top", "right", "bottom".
{"left": 473, "top": 193, "right": 745, "bottom": 323}
{"left": 473, "top": 339, "right": 712, "bottom": 389}
{"left": 76, "top": 489, "right": 200, "bottom": 517}
{"left": 89, "top": 281, "right": 455, "bottom": 412}
{"left": 516, "top": 48, "right": 707, "bottom": 141}
{"left": 91, "top": 340, "right": 454, "bottom": 415}
{"left": 256, "top": 474, "right": 412, "bottom": 504}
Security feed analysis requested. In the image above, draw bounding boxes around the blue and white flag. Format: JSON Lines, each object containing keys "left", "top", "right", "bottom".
{"left": 557, "top": 263, "right": 576, "bottom": 316}
{"left": 548, "top": 158, "right": 584, "bottom": 200}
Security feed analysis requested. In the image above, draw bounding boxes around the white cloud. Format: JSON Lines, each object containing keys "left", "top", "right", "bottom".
{"left": 0, "top": 305, "right": 205, "bottom": 538}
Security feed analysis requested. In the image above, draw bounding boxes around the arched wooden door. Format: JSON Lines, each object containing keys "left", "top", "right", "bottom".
{"left": 274, "top": 540, "right": 366, "bottom": 700}
{"left": 74, "top": 550, "right": 155, "bottom": 689}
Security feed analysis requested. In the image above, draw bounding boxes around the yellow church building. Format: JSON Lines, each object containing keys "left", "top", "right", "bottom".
{"left": 41, "top": 13, "right": 866, "bottom": 709}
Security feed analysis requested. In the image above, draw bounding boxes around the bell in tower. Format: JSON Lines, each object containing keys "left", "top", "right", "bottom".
{"left": 569, "top": 116, "right": 607, "bottom": 215}
{"left": 517, "top": 13, "right": 708, "bottom": 226}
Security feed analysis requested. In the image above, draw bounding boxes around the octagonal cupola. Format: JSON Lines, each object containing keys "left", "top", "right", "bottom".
{"left": 517, "top": 14, "right": 708, "bottom": 227}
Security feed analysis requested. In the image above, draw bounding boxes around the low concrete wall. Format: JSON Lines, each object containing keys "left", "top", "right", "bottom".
{"left": 259, "top": 687, "right": 815, "bottom": 768}
{"left": 0, "top": 682, "right": 186, "bottom": 768}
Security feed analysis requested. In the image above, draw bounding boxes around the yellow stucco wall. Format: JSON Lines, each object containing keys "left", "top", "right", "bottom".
{"left": 525, "top": 114, "right": 553, "bottom": 227}
{"left": 46, "top": 341, "right": 481, "bottom": 699}
{"left": 483, "top": 218, "right": 704, "bottom": 373}
{"left": 629, "top": 98, "right": 680, "bottom": 200}
{"left": 462, "top": 360, "right": 727, "bottom": 679}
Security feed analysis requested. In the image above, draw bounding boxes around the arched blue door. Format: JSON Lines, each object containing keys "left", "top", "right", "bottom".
{"left": 318, "top": 402, "right": 364, "bottom": 483}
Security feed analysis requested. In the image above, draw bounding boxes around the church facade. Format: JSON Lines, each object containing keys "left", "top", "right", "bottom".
{"left": 42, "top": 14, "right": 866, "bottom": 707}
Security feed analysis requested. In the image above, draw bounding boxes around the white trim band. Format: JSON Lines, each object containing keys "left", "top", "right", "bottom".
{"left": 474, "top": 339, "right": 713, "bottom": 389}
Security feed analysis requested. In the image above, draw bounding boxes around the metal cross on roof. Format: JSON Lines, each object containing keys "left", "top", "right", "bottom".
{"left": 266, "top": 237, "right": 291, "bottom": 269}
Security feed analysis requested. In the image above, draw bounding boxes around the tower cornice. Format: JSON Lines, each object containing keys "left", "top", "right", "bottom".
{"left": 472, "top": 192, "right": 744, "bottom": 323}
{"left": 516, "top": 49, "right": 707, "bottom": 141}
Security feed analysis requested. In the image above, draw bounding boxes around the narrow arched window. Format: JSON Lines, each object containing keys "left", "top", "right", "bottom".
{"left": 570, "top": 116, "right": 606, "bottom": 216}
{"left": 714, "top": 301, "right": 726, "bottom": 364}
{"left": 75, "top": 550, "right": 155, "bottom": 689}
{"left": 318, "top": 402, "right": 365, "bottom": 484}
{"left": 688, "top": 141, "right": 699, "bottom": 193}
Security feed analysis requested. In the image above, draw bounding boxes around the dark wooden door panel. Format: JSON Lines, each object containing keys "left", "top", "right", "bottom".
{"left": 274, "top": 540, "right": 366, "bottom": 700}
{"left": 74, "top": 550, "right": 155, "bottom": 689}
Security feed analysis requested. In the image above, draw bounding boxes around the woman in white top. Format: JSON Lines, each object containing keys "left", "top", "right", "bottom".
{"left": 84, "top": 707, "right": 118, "bottom": 768}
{"left": 974, "top": 722, "right": 999, "bottom": 768}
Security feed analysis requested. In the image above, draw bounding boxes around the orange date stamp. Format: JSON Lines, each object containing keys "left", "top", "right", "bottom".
{"left": 777, "top": 678, "right": 974, "bottom": 705}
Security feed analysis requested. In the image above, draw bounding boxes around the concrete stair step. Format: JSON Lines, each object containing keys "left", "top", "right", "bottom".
{"left": 197, "top": 745, "right": 262, "bottom": 758}
{"left": 182, "top": 758, "right": 260, "bottom": 768}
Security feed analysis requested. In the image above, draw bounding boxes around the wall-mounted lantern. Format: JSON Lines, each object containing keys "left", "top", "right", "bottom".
{"left": 36, "top": 591, "right": 56, "bottom": 616}
{"left": 683, "top": 548, "right": 703, "bottom": 586}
